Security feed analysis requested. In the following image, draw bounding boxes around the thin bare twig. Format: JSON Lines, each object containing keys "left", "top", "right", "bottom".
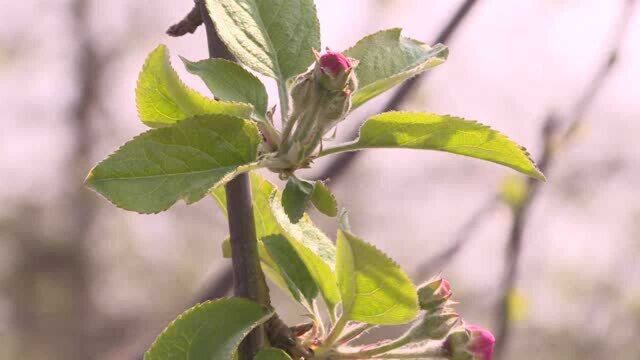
{"left": 167, "top": 2, "right": 203, "bottom": 37}
{"left": 493, "top": 2, "right": 636, "bottom": 358}
{"left": 314, "top": 0, "right": 480, "bottom": 182}
{"left": 415, "top": 195, "right": 501, "bottom": 278}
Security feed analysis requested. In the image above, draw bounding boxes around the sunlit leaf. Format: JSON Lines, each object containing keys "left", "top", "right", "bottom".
{"left": 263, "top": 234, "right": 318, "bottom": 305}
{"left": 336, "top": 229, "right": 419, "bottom": 325}
{"left": 345, "top": 29, "right": 448, "bottom": 108}
{"left": 136, "top": 45, "right": 252, "bottom": 127}
{"left": 311, "top": 181, "right": 338, "bottom": 217}
{"left": 183, "top": 57, "right": 269, "bottom": 120}
{"left": 145, "top": 298, "right": 272, "bottom": 360}
{"left": 270, "top": 192, "right": 341, "bottom": 313}
{"left": 206, "top": 0, "right": 320, "bottom": 81}
{"left": 86, "top": 115, "right": 260, "bottom": 213}
{"left": 322, "top": 112, "right": 545, "bottom": 180}
{"left": 213, "top": 173, "right": 319, "bottom": 306}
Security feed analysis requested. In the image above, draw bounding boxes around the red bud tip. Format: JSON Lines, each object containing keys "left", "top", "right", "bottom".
{"left": 319, "top": 51, "right": 352, "bottom": 77}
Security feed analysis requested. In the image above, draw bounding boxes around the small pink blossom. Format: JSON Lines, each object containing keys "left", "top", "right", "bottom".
{"left": 466, "top": 325, "right": 495, "bottom": 360}
{"left": 319, "top": 51, "right": 352, "bottom": 77}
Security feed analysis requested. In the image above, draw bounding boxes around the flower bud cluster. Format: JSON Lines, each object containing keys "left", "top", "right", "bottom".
{"left": 275, "top": 50, "right": 358, "bottom": 171}
{"left": 397, "top": 277, "right": 458, "bottom": 344}
{"left": 411, "top": 277, "right": 495, "bottom": 360}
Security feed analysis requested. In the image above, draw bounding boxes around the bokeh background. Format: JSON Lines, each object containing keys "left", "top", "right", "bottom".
{"left": 2, "top": 0, "right": 639, "bottom": 359}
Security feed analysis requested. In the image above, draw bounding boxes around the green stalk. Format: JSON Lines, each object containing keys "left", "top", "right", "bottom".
{"left": 315, "top": 315, "right": 348, "bottom": 356}
{"left": 316, "top": 141, "right": 359, "bottom": 157}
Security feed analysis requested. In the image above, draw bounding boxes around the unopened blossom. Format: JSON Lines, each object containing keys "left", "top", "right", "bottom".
{"left": 445, "top": 324, "right": 495, "bottom": 360}
{"left": 418, "top": 277, "right": 453, "bottom": 311}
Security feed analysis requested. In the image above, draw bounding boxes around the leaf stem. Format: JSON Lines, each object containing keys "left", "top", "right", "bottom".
{"left": 316, "top": 141, "right": 359, "bottom": 158}
{"left": 334, "top": 348, "right": 446, "bottom": 359}
{"left": 335, "top": 323, "right": 375, "bottom": 346}
{"left": 277, "top": 80, "right": 290, "bottom": 133}
{"left": 343, "top": 336, "right": 412, "bottom": 358}
{"left": 316, "top": 315, "right": 348, "bottom": 355}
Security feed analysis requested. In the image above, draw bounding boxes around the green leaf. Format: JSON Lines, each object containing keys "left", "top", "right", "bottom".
{"left": 206, "top": 0, "right": 321, "bottom": 81}
{"left": 282, "top": 177, "right": 314, "bottom": 223}
{"left": 136, "top": 45, "right": 252, "bottom": 127}
{"left": 263, "top": 234, "right": 318, "bottom": 305}
{"left": 86, "top": 115, "right": 261, "bottom": 213}
{"left": 254, "top": 348, "right": 293, "bottom": 360}
{"left": 345, "top": 29, "right": 448, "bottom": 109}
{"left": 336, "top": 228, "right": 419, "bottom": 325}
{"left": 270, "top": 192, "right": 341, "bottom": 313}
{"left": 213, "top": 173, "right": 319, "bottom": 305}
{"left": 282, "top": 178, "right": 338, "bottom": 222}
{"left": 183, "top": 57, "right": 269, "bottom": 120}
{"left": 323, "top": 112, "right": 545, "bottom": 180}
{"left": 311, "top": 181, "right": 338, "bottom": 217}
{"left": 145, "top": 298, "right": 272, "bottom": 360}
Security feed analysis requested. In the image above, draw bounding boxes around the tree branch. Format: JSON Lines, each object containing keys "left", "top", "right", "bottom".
{"left": 195, "top": 2, "right": 267, "bottom": 358}
{"left": 166, "top": 2, "right": 203, "bottom": 37}
{"left": 493, "top": 2, "right": 636, "bottom": 357}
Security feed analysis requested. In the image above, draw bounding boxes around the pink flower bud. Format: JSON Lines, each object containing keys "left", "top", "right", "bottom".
{"left": 445, "top": 325, "right": 495, "bottom": 360}
{"left": 319, "top": 51, "right": 352, "bottom": 77}
{"left": 418, "top": 277, "right": 453, "bottom": 311}
{"left": 466, "top": 325, "right": 495, "bottom": 360}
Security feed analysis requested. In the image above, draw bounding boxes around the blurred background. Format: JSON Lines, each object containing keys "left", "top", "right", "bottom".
{"left": 1, "top": 0, "right": 639, "bottom": 359}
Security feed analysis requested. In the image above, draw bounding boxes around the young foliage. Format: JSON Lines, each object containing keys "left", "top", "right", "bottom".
{"left": 320, "top": 112, "right": 545, "bottom": 180}
{"left": 145, "top": 298, "right": 272, "bottom": 360}
{"left": 345, "top": 28, "right": 449, "bottom": 108}
{"left": 309, "top": 181, "right": 338, "bottom": 217}
{"left": 263, "top": 234, "right": 319, "bottom": 305}
{"left": 212, "top": 174, "right": 319, "bottom": 305}
{"left": 206, "top": 0, "right": 321, "bottom": 81}
{"left": 183, "top": 57, "right": 270, "bottom": 121}
{"left": 136, "top": 45, "right": 252, "bottom": 127}
{"left": 336, "top": 229, "right": 419, "bottom": 325}
{"left": 86, "top": 1, "right": 544, "bottom": 358}
{"left": 282, "top": 177, "right": 338, "bottom": 223}
{"left": 270, "top": 192, "right": 341, "bottom": 313}
{"left": 86, "top": 115, "right": 261, "bottom": 213}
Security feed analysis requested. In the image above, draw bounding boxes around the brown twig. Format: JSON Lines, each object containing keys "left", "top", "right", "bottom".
{"left": 493, "top": 1, "right": 636, "bottom": 358}
{"left": 314, "top": 0, "right": 480, "bottom": 182}
{"left": 167, "top": 2, "right": 203, "bottom": 37}
{"left": 196, "top": 2, "right": 268, "bottom": 358}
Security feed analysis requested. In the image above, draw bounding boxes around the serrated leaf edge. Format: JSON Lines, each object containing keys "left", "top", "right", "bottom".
{"left": 136, "top": 44, "right": 253, "bottom": 128}
{"left": 143, "top": 298, "right": 273, "bottom": 360}
{"left": 354, "top": 111, "right": 546, "bottom": 181}
{"left": 181, "top": 56, "right": 269, "bottom": 119}
{"left": 338, "top": 228, "right": 419, "bottom": 324}
{"left": 85, "top": 115, "right": 260, "bottom": 214}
